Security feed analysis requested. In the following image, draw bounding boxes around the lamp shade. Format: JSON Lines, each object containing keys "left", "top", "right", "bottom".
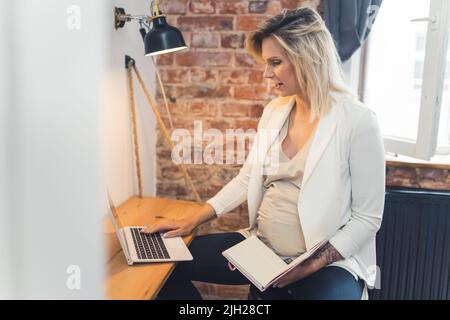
{"left": 144, "top": 16, "right": 187, "bottom": 56}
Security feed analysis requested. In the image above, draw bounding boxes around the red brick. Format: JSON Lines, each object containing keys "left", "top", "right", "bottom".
{"left": 302, "top": 0, "right": 321, "bottom": 10}
{"left": 236, "top": 15, "right": 267, "bottom": 31}
{"left": 234, "top": 84, "right": 267, "bottom": 100}
{"left": 156, "top": 54, "right": 174, "bottom": 66}
{"left": 280, "top": 0, "right": 320, "bottom": 10}
{"left": 387, "top": 167, "right": 418, "bottom": 179}
{"left": 157, "top": 101, "right": 189, "bottom": 116}
{"left": 218, "top": 70, "right": 249, "bottom": 85}
{"left": 207, "top": 103, "right": 221, "bottom": 117}
{"left": 418, "top": 180, "right": 450, "bottom": 190}
{"left": 221, "top": 103, "right": 250, "bottom": 117}
{"left": 196, "top": 183, "right": 224, "bottom": 198}
{"left": 163, "top": 0, "right": 187, "bottom": 14}
{"left": 249, "top": 69, "right": 264, "bottom": 83}
{"left": 187, "top": 166, "right": 219, "bottom": 183}
{"left": 156, "top": 85, "right": 176, "bottom": 101}
{"left": 234, "top": 119, "right": 259, "bottom": 130}
{"left": 190, "top": 69, "right": 217, "bottom": 83}
{"left": 161, "top": 166, "right": 184, "bottom": 180}
{"left": 221, "top": 33, "right": 246, "bottom": 49}
{"left": 157, "top": 159, "right": 175, "bottom": 172}
{"left": 191, "top": 33, "right": 219, "bottom": 48}
{"left": 190, "top": 102, "right": 214, "bottom": 117}
{"left": 179, "top": 31, "right": 191, "bottom": 47}
{"left": 214, "top": 165, "right": 241, "bottom": 180}
{"left": 165, "top": 15, "right": 178, "bottom": 27}
{"left": 157, "top": 181, "right": 189, "bottom": 196}
{"left": 216, "top": 0, "right": 248, "bottom": 14}
{"left": 159, "top": 69, "right": 189, "bottom": 84}
{"left": 249, "top": 1, "right": 268, "bottom": 13}
{"left": 205, "top": 119, "right": 232, "bottom": 132}
{"left": 267, "top": 1, "right": 283, "bottom": 14}
{"left": 386, "top": 176, "right": 418, "bottom": 188}
{"left": 176, "top": 52, "right": 232, "bottom": 67}
{"left": 235, "top": 53, "right": 261, "bottom": 67}
{"left": 178, "top": 16, "right": 233, "bottom": 31}
{"left": 417, "top": 168, "right": 448, "bottom": 181}
{"left": 156, "top": 147, "right": 172, "bottom": 159}
{"left": 189, "top": 0, "right": 215, "bottom": 14}
{"left": 177, "top": 85, "right": 231, "bottom": 99}
{"left": 280, "top": 0, "right": 302, "bottom": 9}
{"left": 159, "top": 114, "right": 174, "bottom": 129}
{"left": 249, "top": 103, "right": 264, "bottom": 117}
{"left": 171, "top": 116, "right": 196, "bottom": 130}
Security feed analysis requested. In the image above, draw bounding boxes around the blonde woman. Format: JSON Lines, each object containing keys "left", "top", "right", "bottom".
{"left": 142, "top": 7, "right": 385, "bottom": 300}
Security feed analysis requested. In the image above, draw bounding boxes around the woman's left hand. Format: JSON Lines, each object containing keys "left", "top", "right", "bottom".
{"left": 273, "top": 255, "right": 326, "bottom": 288}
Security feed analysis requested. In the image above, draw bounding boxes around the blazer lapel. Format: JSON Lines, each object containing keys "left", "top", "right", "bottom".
{"left": 247, "top": 96, "right": 295, "bottom": 228}
{"left": 301, "top": 104, "right": 339, "bottom": 188}
{"left": 262, "top": 96, "right": 296, "bottom": 154}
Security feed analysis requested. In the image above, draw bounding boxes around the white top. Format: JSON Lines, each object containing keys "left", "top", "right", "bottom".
{"left": 238, "top": 114, "right": 315, "bottom": 257}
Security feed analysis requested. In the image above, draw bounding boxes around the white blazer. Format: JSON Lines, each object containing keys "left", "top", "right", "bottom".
{"left": 207, "top": 95, "right": 386, "bottom": 288}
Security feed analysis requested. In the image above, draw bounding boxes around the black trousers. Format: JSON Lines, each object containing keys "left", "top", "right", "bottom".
{"left": 156, "top": 232, "right": 364, "bottom": 300}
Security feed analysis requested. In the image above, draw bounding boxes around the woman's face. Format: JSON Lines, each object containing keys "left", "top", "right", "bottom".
{"left": 261, "top": 36, "right": 301, "bottom": 97}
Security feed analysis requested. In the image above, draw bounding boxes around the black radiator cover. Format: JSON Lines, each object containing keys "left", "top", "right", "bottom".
{"left": 369, "top": 187, "right": 450, "bottom": 300}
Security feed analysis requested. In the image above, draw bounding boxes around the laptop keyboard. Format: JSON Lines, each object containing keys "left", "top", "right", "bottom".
{"left": 130, "top": 227, "right": 170, "bottom": 260}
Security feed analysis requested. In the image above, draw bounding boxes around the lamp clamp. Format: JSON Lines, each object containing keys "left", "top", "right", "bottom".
{"left": 125, "top": 55, "right": 136, "bottom": 69}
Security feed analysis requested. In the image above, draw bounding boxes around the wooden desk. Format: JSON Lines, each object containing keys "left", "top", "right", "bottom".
{"left": 105, "top": 196, "right": 202, "bottom": 300}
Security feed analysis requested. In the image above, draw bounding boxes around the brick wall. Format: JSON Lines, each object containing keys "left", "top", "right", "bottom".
{"left": 154, "top": 0, "right": 450, "bottom": 299}
{"left": 156, "top": 0, "right": 321, "bottom": 231}
{"left": 386, "top": 165, "right": 450, "bottom": 190}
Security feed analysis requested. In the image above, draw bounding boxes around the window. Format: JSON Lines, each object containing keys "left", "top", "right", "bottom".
{"left": 362, "top": 0, "right": 450, "bottom": 161}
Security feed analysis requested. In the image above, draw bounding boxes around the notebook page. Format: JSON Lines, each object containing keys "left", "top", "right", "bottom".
{"left": 222, "top": 236, "right": 287, "bottom": 288}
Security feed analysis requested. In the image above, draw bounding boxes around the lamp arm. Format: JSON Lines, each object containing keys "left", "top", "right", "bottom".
{"left": 115, "top": 7, "right": 151, "bottom": 29}
{"left": 116, "top": 13, "right": 152, "bottom": 24}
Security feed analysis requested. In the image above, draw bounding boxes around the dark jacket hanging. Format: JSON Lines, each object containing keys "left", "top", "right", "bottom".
{"left": 323, "top": 0, "right": 383, "bottom": 62}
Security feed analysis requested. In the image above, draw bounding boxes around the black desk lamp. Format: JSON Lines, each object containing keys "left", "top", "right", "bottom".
{"left": 114, "top": 0, "right": 188, "bottom": 56}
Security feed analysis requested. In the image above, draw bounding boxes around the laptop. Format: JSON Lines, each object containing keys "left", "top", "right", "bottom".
{"left": 107, "top": 192, "right": 193, "bottom": 265}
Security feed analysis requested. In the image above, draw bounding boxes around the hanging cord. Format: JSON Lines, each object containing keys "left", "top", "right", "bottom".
{"left": 127, "top": 60, "right": 143, "bottom": 198}
{"left": 128, "top": 58, "right": 201, "bottom": 203}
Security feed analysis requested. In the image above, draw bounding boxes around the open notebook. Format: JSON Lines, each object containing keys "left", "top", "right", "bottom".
{"left": 222, "top": 236, "right": 326, "bottom": 292}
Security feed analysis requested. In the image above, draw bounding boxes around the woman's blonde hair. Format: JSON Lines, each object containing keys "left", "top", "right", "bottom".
{"left": 246, "top": 7, "right": 353, "bottom": 122}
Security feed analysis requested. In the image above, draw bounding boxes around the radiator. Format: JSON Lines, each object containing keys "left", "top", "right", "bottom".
{"left": 369, "top": 187, "right": 450, "bottom": 300}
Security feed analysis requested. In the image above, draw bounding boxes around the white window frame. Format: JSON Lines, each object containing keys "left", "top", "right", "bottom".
{"left": 395, "top": 0, "right": 450, "bottom": 160}
{"left": 354, "top": 0, "right": 450, "bottom": 161}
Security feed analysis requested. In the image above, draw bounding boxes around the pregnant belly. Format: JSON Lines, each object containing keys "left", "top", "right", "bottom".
{"left": 256, "top": 183, "right": 306, "bottom": 257}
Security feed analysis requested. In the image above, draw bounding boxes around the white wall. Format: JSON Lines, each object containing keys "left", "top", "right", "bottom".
{"left": 0, "top": 0, "right": 13, "bottom": 299}
{"left": 103, "top": 0, "right": 157, "bottom": 204}
{"left": 0, "top": 0, "right": 156, "bottom": 299}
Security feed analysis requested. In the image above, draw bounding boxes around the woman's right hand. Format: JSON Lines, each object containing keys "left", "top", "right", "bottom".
{"left": 140, "top": 216, "right": 197, "bottom": 238}
{"left": 140, "top": 203, "right": 217, "bottom": 238}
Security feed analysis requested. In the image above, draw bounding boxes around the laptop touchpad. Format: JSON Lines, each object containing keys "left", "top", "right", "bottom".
{"left": 164, "top": 236, "right": 185, "bottom": 249}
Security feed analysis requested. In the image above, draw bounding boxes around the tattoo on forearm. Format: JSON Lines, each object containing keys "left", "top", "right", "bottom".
{"left": 313, "top": 242, "right": 343, "bottom": 265}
